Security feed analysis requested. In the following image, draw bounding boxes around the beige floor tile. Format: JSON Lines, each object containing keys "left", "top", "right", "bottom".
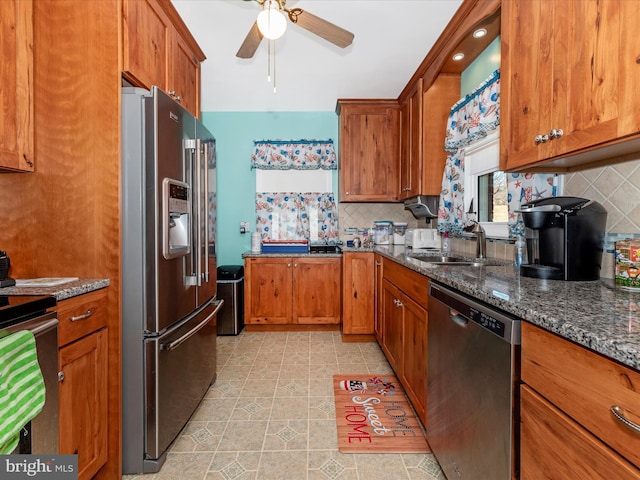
{"left": 123, "top": 331, "right": 443, "bottom": 480}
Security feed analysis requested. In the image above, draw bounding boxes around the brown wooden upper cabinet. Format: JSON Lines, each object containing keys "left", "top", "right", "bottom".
{"left": 122, "top": 0, "right": 205, "bottom": 117}
{"left": 399, "top": 74, "right": 460, "bottom": 199}
{"left": 501, "top": 0, "right": 640, "bottom": 171}
{"left": 336, "top": 99, "right": 400, "bottom": 202}
{"left": 0, "top": 0, "right": 34, "bottom": 172}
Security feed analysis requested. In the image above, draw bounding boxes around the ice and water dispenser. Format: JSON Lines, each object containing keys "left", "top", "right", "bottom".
{"left": 162, "top": 178, "right": 191, "bottom": 260}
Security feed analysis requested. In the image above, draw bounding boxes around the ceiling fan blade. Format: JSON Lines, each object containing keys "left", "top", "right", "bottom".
{"left": 287, "top": 8, "right": 354, "bottom": 48}
{"left": 236, "top": 21, "right": 264, "bottom": 58}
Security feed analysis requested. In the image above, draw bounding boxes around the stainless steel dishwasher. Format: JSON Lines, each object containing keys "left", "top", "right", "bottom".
{"left": 427, "top": 282, "right": 521, "bottom": 480}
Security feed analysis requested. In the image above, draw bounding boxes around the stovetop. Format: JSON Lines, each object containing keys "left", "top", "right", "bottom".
{"left": 0, "top": 295, "right": 57, "bottom": 327}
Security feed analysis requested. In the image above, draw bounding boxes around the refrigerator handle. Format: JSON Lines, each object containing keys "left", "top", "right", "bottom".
{"left": 202, "top": 141, "right": 210, "bottom": 283}
{"left": 193, "top": 138, "right": 204, "bottom": 287}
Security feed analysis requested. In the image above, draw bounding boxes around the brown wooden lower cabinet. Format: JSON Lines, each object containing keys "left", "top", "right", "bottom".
{"left": 57, "top": 289, "right": 109, "bottom": 480}
{"left": 521, "top": 385, "right": 640, "bottom": 479}
{"left": 342, "top": 252, "right": 375, "bottom": 336}
{"left": 379, "top": 258, "right": 428, "bottom": 426}
{"left": 244, "top": 256, "right": 341, "bottom": 326}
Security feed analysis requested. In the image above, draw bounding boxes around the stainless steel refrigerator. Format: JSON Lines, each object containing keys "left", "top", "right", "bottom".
{"left": 121, "top": 86, "right": 222, "bottom": 474}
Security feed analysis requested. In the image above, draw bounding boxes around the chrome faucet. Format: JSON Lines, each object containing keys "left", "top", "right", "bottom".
{"left": 468, "top": 221, "right": 486, "bottom": 259}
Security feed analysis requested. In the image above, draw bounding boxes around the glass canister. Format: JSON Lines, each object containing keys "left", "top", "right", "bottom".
{"left": 373, "top": 221, "right": 393, "bottom": 245}
{"left": 393, "top": 222, "right": 408, "bottom": 245}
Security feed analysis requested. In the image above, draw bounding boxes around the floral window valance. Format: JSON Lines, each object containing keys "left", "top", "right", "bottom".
{"left": 445, "top": 69, "right": 500, "bottom": 153}
{"left": 251, "top": 139, "right": 337, "bottom": 170}
{"left": 256, "top": 192, "right": 339, "bottom": 242}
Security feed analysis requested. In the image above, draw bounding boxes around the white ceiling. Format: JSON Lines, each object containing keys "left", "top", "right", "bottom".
{"left": 171, "top": 0, "right": 464, "bottom": 112}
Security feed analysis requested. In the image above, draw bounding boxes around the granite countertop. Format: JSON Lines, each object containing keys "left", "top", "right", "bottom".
{"left": 373, "top": 245, "right": 640, "bottom": 371}
{"left": 0, "top": 278, "right": 110, "bottom": 301}
{"left": 242, "top": 252, "right": 343, "bottom": 258}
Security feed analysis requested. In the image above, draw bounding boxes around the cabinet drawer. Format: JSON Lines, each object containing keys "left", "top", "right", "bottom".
{"left": 521, "top": 385, "right": 640, "bottom": 479}
{"left": 57, "top": 289, "right": 108, "bottom": 347}
{"left": 522, "top": 322, "right": 640, "bottom": 468}
{"left": 382, "top": 258, "right": 429, "bottom": 307}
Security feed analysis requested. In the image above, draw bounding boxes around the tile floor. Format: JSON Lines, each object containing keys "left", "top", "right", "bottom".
{"left": 123, "top": 330, "right": 444, "bottom": 480}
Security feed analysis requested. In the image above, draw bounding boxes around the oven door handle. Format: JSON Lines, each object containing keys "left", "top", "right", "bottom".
{"left": 160, "top": 299, "right": 224, "bottom": 351}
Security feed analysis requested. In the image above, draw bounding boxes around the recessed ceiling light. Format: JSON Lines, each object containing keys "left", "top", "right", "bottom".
{"left": 473, "top": 28, "right": 488, "bottom": 38}
{"left": 452, "top": 53, "right": 465, "bottom": 62}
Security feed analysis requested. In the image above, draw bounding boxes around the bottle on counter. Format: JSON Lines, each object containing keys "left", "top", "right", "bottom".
{"left": 514, "top": 235, "right": 527, "bottom": 274}
{"left": 442, "top": 232, "right": 450, "bottom": 254}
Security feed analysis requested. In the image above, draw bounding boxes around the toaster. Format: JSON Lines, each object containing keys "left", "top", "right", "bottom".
{"left": 406, "top": 228, "right": 440, "bottom": 249}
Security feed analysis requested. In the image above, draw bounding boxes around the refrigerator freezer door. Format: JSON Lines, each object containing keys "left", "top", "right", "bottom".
{"left": 144, "top": 298, "right": 222, "bottom": 470}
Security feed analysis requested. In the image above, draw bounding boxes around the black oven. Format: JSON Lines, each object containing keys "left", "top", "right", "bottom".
{"left": 1, "top": 295, "right": 58, "bottom": 454}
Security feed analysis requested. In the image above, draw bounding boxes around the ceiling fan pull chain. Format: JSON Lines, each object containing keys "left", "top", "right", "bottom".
{"left": 273, "top": 40, "right": 277, "bottom": 94}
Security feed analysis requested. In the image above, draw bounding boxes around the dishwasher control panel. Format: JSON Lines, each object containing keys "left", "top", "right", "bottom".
{"left": 471, "top": 308, "right": 505, "bottom": 338}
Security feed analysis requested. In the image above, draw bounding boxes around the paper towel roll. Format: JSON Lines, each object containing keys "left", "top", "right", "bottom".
{"left": 251, "top": 232, "right": 261, "bottom": 253}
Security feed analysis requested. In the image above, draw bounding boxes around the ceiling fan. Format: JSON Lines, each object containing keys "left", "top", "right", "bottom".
{"left": 237, "top": 0, "right": 355, "bottom": 59}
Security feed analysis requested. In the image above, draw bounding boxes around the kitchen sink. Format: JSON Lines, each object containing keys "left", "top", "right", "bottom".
{"left": 407, "top": 253, "right": 506, "bottom": 267}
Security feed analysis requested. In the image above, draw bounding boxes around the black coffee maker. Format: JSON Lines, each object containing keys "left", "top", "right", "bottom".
{"left": 518, "top": 196, "right": 607, "bottom": 281}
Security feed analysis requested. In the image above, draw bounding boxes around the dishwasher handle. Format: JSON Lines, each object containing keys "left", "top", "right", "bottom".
{"left": 449, "top": 308, "right": 469, "bottom": 328}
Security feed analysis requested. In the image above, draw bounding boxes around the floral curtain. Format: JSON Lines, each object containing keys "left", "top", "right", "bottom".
{"left": 255, "top": 192, "right": 339, "bottom": 242}
{"left": 444, "top": 69, "right": 500, "bottom": 153}
{"left": 438, "top": 70, "right": 501, "bottom": 234}
{"left": 251, "top": 139, "right": 337, "bottom": 170}
{"left": 438, "top": 69, "right": 558, "bottom": 237}
{"left": 507, "top": 173, "right": 560, "bottom": 236}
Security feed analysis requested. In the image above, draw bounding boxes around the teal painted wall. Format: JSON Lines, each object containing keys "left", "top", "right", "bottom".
{"left": 201, "top": 111, "right": 339, "bottom": 266}
{"left": 460, "top": 36, "right": 501, "bottom": 95}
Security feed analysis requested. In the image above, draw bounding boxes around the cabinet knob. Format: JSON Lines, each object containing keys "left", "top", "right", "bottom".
{"left": 287, "top": 263, "right": 291, "bottom": 268}
{"left": 535, "top": 134, "right": 549, "bottom": 144}
{"left": 58, "top": 371, "right": 65, "bottom": 382}
{"left": 294, "top": 263, "right": 298, "bottom": 268}
{"left": 549, "top": 128, "right": 564, "bottom": 139}
{"left": 345, "top": 191, "right": 350, "bottom": 196}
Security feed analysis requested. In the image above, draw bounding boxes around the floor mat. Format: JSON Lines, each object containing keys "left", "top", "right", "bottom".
{"left": 333, "top": 374, "right": 430, "bottom": 453}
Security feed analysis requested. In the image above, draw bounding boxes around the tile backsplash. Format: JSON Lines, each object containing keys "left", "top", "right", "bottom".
{"left": 338, "top": 157, "right": 640, "bottom": 280}
{"left": 338, "top": 203, "right": 430, "bottom": 240}
{"left": 564, "top": 157, "right": 640, "bottom": 279}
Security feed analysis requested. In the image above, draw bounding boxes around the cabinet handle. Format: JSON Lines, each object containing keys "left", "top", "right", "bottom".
{"left": 549, "top": 128, "right": 564, "bottom": 139}
{"left": 534, "top": 134, "right": 549, "bottom": 144}
{"left": 70, "top": 309, "right": 94, "bottom": 322}
{"left": 394, "top": 298, "right": 403, "bottom": 307}
{"left": 610, "top": 405, "right": 640, "bottom": 434}
{"left": 167, "top": 90, "right": 182, "bottom": 102}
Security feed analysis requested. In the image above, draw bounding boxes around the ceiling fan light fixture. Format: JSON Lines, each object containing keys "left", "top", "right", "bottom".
{"left": 257, "top": 0, "right": 287, "bottom": 40}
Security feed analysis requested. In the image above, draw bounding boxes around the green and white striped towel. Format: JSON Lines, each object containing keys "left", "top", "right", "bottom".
{"left": 0, "top": 330, "right": 46, "bottom": 454}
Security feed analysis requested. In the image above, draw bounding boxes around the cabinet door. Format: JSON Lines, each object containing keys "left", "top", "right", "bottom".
{"left": 401, "top": 293, "right": 428, "bottom": 426}
{"left": 59, "top": 329, "right": 108, "bottom": 480}
{"left": 244, "top": 257, "right": 293, "bottom": 324}
{"left": 380, "top": 279, "right": 403, "bottom": 373}
{"left": 122, "top": 0, "right": 170, "bottom": 92}
{"left": 399, "top": 82, "right": 423, "bottom": 200}
{"left": 342, "top": 252, "right": 374, "bottom": 334}
{"left": 421, "top": 74, "right": 459, "bottom": 195}
{"left": 338, "top": 101, "right": 399, "bottom": 202}
{"left": 0, "top": 0, "right": 34, "bottom": 172}
{"left": 374, "top": 255, "right": 384, "bottom": 343}
{"left": 170, "top": 32, "right": 201, "bottom": 117}
{"left": 502, "top": 0, "right": 640, "bottom": 170}
{"left": 521, "top": 385, "right": 640, "bottom": 480}
{"left": 294, "top": 257, "right": 341, "bottom": 324}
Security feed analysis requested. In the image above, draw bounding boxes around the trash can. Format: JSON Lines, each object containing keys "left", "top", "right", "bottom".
{"left": 216, "top": 265, "right": 244, "bottom": 335}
